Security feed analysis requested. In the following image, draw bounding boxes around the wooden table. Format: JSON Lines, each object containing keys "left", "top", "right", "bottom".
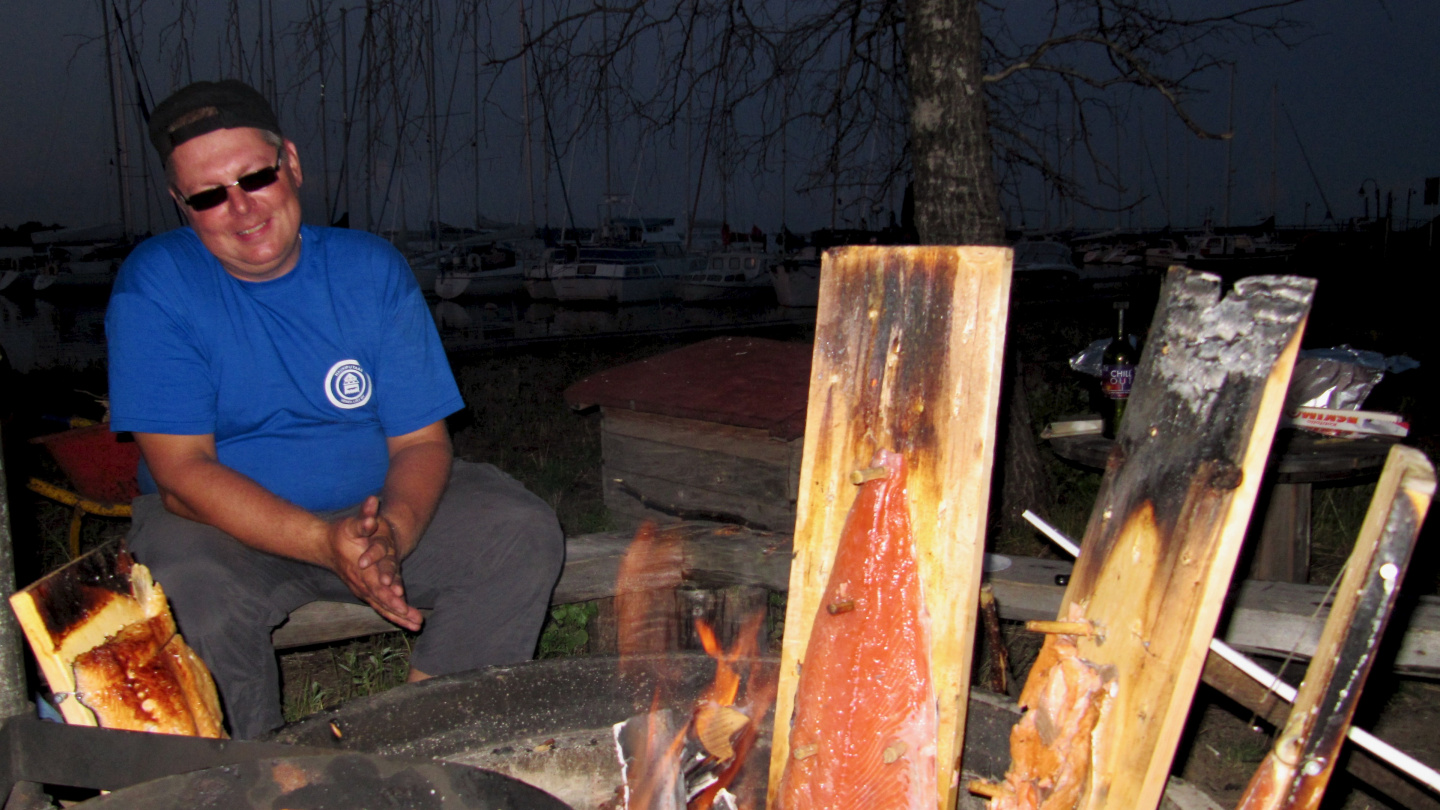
{"left": 1048, "top": 428, "right": 1398, "bottom": 582}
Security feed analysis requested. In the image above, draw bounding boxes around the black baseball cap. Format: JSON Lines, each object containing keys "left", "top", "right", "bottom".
{"left": 148, "top": 80, "right": 283, "bottom": 163}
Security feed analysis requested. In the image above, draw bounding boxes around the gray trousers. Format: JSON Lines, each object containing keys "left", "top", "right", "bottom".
{"left": 127, "top": 460, "right": 565, "bottom": 739}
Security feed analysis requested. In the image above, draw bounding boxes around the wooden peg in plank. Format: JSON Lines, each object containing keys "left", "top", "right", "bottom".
{"left": 1235, "top": 445, "right": 1434, "bottom": 810}
{"left": 994, "top": 268, "right": 1316, "bottom": 810}
{"left": 768, "top": 245, "right": 1012, "bottom": 810}
{"left": 1024, "top": 619, "right": 1099, "bottom": 637}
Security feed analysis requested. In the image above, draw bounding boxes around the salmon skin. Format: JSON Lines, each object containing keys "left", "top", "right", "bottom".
{"left": 776, "top": 449, "right": 937, "bottom": 809}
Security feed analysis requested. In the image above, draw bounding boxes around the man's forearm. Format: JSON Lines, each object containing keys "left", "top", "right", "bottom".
{"left": 377, "top": 427, "right": 453, "bottom": 558}
{"left": 152, "top": 456, "right": 333, "bottom": 566}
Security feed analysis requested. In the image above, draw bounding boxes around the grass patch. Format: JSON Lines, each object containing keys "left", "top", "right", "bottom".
{"left": 538, "top": 601, "right": 598, "bottom": 658}
{"left": 448, "top": 341, "right": 684, "bottom": 536}
{"left": 1309, "top": 481, "right": 1377, "bottom": 587}
{"left": 281, "top": 632, "right": 415, "bottom": 723}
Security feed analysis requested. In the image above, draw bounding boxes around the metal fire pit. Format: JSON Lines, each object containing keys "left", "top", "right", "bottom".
{"left": 76, "top": 752, "right": 570, "bottom": 809}
{"left": 268, "top": 653, "right": 1220, "bottom": 810}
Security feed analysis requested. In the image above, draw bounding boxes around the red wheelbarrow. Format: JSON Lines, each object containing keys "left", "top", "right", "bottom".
{"left": 27, "top": 421, "right": 139, "bottom": 558}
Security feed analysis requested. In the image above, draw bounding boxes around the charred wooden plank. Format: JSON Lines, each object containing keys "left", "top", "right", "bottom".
{"left": 9, "top": 541, "right": 225, "bottom": 736}
{"left": 1235, "top": 445, "right": 1434, "bottom": 810}
{"left": 768, "top": 245, "right": 1013, "bottom": 810}
{"left": 1006, "top": 269, "right": 1316, "bottom": 810}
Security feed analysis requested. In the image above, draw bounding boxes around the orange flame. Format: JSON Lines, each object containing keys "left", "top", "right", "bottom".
{"left": 689, "top": 613, "right": 776, "bottom": 810}
{"left": 627, "top": 689, "right": 691, "bottom": 809}
{"left": 612, "top": 525, "right": 778, "bottom": 809}
{"left": 615, "top": 522, "right": 684, "bottom": 679}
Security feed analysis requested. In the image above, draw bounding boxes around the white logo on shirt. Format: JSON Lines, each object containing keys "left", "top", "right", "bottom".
{"left": 324, "top": 359, "right": 372, "bottom": 409}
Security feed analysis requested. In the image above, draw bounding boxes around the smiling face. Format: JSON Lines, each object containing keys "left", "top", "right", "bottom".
{"left": 168, "top": 126, "right": 304, "bottom": 282}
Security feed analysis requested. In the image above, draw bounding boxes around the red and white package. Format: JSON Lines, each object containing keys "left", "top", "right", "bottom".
{"left": 1284, "top": 407, "right": 1409, "bottom": 438}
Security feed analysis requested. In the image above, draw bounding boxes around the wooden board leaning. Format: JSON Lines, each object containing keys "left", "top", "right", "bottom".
{"left": 994, "top": 268, "right": 1316, "bottom": 810}
{"left": 1235, "top": 444, "right": 1434, "bottom": 810}
{"left": 766, "top": 245, "right": 1013, "bottom": 810}
{"left": 8, "top": 541, "right": 225, "bottom": 737}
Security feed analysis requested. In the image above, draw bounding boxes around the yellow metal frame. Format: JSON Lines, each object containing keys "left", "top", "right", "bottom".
{"left": 26, "top": 477, "right": 132, "bottom": 558}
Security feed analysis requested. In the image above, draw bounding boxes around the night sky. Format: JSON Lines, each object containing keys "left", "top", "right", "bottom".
{"left": 1, "top": 0, "right": 1436, "bottom": 235}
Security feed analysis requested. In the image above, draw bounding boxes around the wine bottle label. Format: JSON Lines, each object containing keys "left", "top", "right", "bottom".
{"left": 1101, "top": 364, "right": 1134, "bottom": 400}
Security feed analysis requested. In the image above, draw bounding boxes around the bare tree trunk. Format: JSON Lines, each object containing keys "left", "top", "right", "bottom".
{"left": 1000, "top": 351, "right": 1053, "bottom": 536}
{"left": 905, "top": 0, "right": 1004, "bottom": 245}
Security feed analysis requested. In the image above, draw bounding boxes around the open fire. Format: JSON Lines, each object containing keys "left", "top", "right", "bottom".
{"left": 607, "top": 524, "right": 777, "bottom": 810}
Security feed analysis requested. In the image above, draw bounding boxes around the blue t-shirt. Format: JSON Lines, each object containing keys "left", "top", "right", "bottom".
{"left": 106, "top": 225, "right": 463, "bottom": 511}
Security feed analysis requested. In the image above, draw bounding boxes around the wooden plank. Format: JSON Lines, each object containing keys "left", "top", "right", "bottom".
{"left": 1235, "top": 445, "right": 1434, "bottom": 810}
{"left": 270, "top": 523, "right": 790, "bottom": 648}
{"left": 1251, "top": 482, "right": 1311, "bottom": 582}
{"left": 1003, "top": 269, "right": 1315, "bottom": 810}
{"left": 273, "top": 532, "right": 1440, "bottom": 677}
{"left": 602, "top": 467, "right": 797, "bottom": 531}
{"left": 602, "top": 407, "right": 798, "bottom": 466}
{"left": 8, "top": 541, "right": 225, "bottom": 736}
{"left": 9, "top": 543, "right": 149, "bottom": 725}
{"left": 768, "top": 245, "right": 1013, "bottom": 810}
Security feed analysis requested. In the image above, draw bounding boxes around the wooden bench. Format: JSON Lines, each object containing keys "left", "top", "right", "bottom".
{"left": 271, "top": 521, "right": 1440, "bottom": 675}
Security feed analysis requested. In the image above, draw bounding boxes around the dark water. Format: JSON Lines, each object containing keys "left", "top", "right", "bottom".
{"left": 0, "top": 292, "right": 816, "bottom": 374}
{"left": 0, "top": 294, "right": 109, "bottom": 374}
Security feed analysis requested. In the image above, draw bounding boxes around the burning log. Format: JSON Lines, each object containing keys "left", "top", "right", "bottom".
{"left": 614, "top": 706, "right": 689, "bottom": 810}
{"left": 611, "top": 521, "right": 775, "bottom": 810}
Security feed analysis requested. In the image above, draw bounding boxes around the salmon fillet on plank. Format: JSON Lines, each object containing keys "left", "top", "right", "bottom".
{"left": 777, "top": 449, "right": 938, "bottom": 809}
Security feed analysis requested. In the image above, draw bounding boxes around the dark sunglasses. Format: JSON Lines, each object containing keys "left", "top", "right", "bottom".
{"left": 179, "top": 147, "right": 285, "bottom": 211}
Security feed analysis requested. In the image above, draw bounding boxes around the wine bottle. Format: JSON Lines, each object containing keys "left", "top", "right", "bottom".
{"left": 1100, "top": 302, "right": 1136, "bottom": 439}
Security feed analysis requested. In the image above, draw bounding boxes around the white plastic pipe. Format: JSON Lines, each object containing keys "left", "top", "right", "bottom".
{"left": 1019, "top": 510, "right": 1440, "bottom": 794}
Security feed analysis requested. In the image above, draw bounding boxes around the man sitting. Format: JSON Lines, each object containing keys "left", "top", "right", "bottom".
{"left": 105, "top": 79, "right": 563, "bottom": 739}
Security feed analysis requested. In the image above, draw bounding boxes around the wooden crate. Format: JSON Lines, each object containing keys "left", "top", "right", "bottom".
{"left": 600, "top": 407, "right": 802, "bottom": 530}
{"left": 565, "top": 336, "right": 811, "bottom": 532}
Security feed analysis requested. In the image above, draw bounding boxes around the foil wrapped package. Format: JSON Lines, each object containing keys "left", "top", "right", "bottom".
{"left": 1286, "top": 353, "right": 1385, "bottom": 411}
{"left": 1285, "top": 345, "right": 1419, "bottom": 411}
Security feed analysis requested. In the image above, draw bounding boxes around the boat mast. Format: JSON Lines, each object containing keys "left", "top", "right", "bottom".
{"left": 268, "top": 0, "right": 278, "bottom": 112}
{"left": 601, "top": 8, "right": 613, "bottom": 230}
{"left": 1223, "top": 62, "right": 1236, "bottom": 228}
{"left": 101, "top": 0, "right": 132, "bottom": 237}
{"left": 338, "top": 6, "right": 351, "bottom": 225}
{"left": 519, "top": 0, "right": 536, "bottom": 226}
{"left": 1270, "top": 83, "right": 1278, "bottom": 223}
{"left": 256, "top": 1, "right": 265, "bottom": 101}
{"left": 364, "top": 1, "right": 375, "bottom": 232}
{"left": 118, "top": 0, "right": 154, "bottom": 234}
{"left": 426, "top": 0, "right": 440, "bottom": 249}
{"left": 315, "top": 0, "right": 333, "bottom": 224}
{"left": 473, "top": 0, "right": 482, "bottom": 231}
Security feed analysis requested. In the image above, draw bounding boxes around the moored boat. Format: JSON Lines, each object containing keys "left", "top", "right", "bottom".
{"left": 771, "top": 252, "right": 821, "bottom": 307}
{"left": 433, "top": 243, "right": 525, "bottom": 299}
{"left": 522, "top": 246, "right": 569, "bottom": 300}
{"left": 675, "top": 249, "right": 774, "bottom": 302}
{"left": 33, "top": 259, "right": 119, "bottom": 293}
{"left": 551, "top": 246, "right": 677, "bottom": 303}
{"left": 1169, "top": 232, "right": 1294, "bottom": 267}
